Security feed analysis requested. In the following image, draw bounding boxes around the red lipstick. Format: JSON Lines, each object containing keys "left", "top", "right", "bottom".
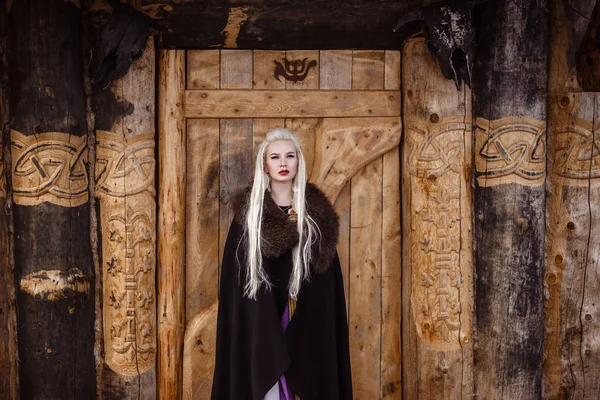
{"left": 279, "top": 170, "right": 289, "bottom": 176}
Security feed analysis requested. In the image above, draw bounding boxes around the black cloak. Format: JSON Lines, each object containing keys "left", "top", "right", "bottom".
{"left": 211, "top": 183, "right": 353, "bottom": 400}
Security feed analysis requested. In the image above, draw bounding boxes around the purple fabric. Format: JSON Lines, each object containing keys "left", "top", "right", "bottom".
{"left": 278, "top": 304, "right": 293, "bottom": 400}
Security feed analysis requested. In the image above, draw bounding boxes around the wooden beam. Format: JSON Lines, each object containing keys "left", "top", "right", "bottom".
{"left": 472, "top": 0, "right": 548, "bottom": 398}
{"left": 7, "top": 0, "right": 96, "bottom": 398}
{"left": 146, "top": 0, "right": 422, "bottom": 50}
{"left": 401, "top": 37, "right": 474, "bottom": 399}
{"left": 185, "top": 90, "right": 401, "bottom": 119}
{"left": 157, "top": 49, "right": 186, "bottom": 400}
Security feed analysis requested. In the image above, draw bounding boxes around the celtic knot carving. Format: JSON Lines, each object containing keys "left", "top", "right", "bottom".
{"left": 405, "top": 115, "right": 469, "bottom": 350}
{"left": 551, "top": 120, "right": 600, "bottom": 187}
{"left": 96, "top": 131, "right": 156, "bottom": 198}
{"left": 10, "top": 130, "right": 89, "bottom": 206}
{"left": 475, "top": 116, "right": 546, "bottom": 187}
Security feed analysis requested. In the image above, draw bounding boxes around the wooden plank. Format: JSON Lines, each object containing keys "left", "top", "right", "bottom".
{"left": 333, "top": 182, "right": 351, "bottom": 312}
{"left": 349, "top": 157, "right": 382, "bottom": 399}
{"left": 384, "top": 51, "right": 401, "bottom": 90}
{"left": 380, "top": 147, "right": 401, "bottom": 399}
{"left": 352, "top": 50, "right": 385, "bottom": 90}
{"left": 186, "top": 119, "right": 220, "bottom": 322}
{"left": 284, "top": 118, "right": 317, "bottom": 179}
{"left": 8, "top": 1, "right": 96, "bottom": 398}
{"left": 186, "top": 50, "right": 220, "bottom": 90}
{"left": 546, "top": 92, "right": 600, "bottom": 398}
{"left": 252, "top": 118, "right": 284, "bottom": 156}
{"left": 220, "top": 49, "right": 252, "bottom": 89}
{"left": 94, "top": 36, "right": 157, "bottom": 399}
{"left": 284, "top": 50, "right": 319, "bottom": 90}
{"left": 157, "top": 49, "right": 186, "bottom": 400}
{"left": 319, "top": 50, "right": 352, "bottom": 90}
{"left": 402, "top": 37, "right": 474, "bottom": 399}
{"left": 184, "top": 90, "right": 401, "bottom": 118}
{"left": 472, "top": 1, "right": 548, "bottom": 397}
{"left": 311, "top": 117, "right": 402, "bottom": 202}
{"left": 253, "top": 50, "right": 286, "bottom": 90}
{"left": 218, "top": 119, "right": 253, "bottom": 272}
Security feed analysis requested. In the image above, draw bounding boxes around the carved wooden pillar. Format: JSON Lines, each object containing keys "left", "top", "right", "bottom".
{"left": 0, "top": 3, "right": 19, "bottom": 396}
{"left": 401, "top": 37, "right": 474, "bottom": 398}
{"left": 472, "top": 0, "right": 549, "bottom": 398}
{"left": 92, "top": 37, "right": 157, "bottom": 399}
{"left": 544, "top": 0, "right": 600, "bottom": 397}
{"left": 7, "top": 0, "right": 96, "bottom": 398}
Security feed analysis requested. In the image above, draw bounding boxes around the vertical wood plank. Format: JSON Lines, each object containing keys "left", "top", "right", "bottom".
{"left": 187, "top": 50, "right": 220, "bottom": 90}
{"left": 220, "top": 50, "right": 253, "bottom": 89}
{"left": 352, "top": 51, "right": 385, "bottom": 90}
{"left": 186, "top": 119, "right": 220, "bottom": 322}
{"left": 218, "top": 119, "right": 253, "bottom": 271}
{"left": 333, "top": 182, "right": 351, "bottom": 313}
{"left": 473, "top": 1, "right": 548, "bottom": 397}
{"left": 381, "top": 147, "right": 401, "bottom": 399}
{"left": 285, "top": 118, "right": 318, "bottom": 179}
{"left": 349, "top": 158, "right": 382, "bottom": 399}
{"left": 319, "top": 50, "right": 352, "bottom": 90}
{"left": 402, "top": 37, "right": 474, "bottom": 399}
{"left": 158, "top": 49, "right": 186, "bottom": 400}
{"left": 284, "top": 50, "right": 319, "bottom": 90}
{"left": 384, "top": 51, "right": 401, "bottom": 90}
{"left": 253, "top": 50, "right": 286, "bottom": 90}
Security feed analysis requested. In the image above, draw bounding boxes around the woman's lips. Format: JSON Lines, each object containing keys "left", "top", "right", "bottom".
{"left": 279, "top": 170, "right": 289, "bottom": 176}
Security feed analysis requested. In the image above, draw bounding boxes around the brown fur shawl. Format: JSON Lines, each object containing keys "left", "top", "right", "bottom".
{"left": 232, "top": 182, "right": 339, "bottom": 274}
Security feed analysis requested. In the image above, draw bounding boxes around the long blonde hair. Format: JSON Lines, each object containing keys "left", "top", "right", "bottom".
{"left": 243, "top": 128, "right": 320, "bottom": 300}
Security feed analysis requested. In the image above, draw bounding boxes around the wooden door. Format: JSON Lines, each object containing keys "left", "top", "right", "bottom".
{"left": 180, "top": 50, "right": 402, "bottom": 399}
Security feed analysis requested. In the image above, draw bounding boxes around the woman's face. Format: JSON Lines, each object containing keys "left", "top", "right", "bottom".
{"left": 264, "top": 140, "right": 298, "bottom": 183}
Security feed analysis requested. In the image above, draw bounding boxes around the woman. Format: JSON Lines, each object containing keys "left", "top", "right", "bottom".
{"left": 211, "top": 129, "right": 353, "bottom": 400}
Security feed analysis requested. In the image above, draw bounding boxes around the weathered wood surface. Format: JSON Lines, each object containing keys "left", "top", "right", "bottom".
{"left": 93, "top": 37, "right": 157, "bottom": 399}
{"left": 184, "top": 90, "right": 401, "bottom": 119}
{"left": 145, "top": 0, "right": 422, "bottom": 49}
{"left": 576, "top": 1, "right": 600, "bottom": 91}
{"left": 7, "top": 0, "right": 96, "bottom": 398}
{"left": 0, "top": 3, "right": 18, "bottom": 395}
{"left": 472, "top": 1, "right": 548, "bottom": 398}
{"left": 157, "top": 49, "right": 186, "bottom": 400}
{"left": 401, "top": 37, "right": 473, "bottom": 399}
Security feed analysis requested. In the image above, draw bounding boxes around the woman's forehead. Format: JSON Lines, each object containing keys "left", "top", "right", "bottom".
{"left": 267, "top": 140, "right": 296, "bottom": 153}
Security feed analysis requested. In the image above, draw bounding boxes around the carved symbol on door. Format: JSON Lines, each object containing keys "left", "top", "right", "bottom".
{"left": 274, "top": 58, "right": 317, "bottom": 83}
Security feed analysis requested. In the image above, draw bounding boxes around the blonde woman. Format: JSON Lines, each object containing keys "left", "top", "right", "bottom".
{"left": 211, "top": 129, "right": 352, "bottom": 400}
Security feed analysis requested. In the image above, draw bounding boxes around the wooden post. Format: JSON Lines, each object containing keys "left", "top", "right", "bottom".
{"left": 157, "top": 49, "right": 186, "bottom": 400}
{"left": 401, "top": 37, "right": 474, "bottom": 398}
{"left": 472, "top": 0, "right": 548, "bottom": 398}
{"left": 544, "top": 0, "right": 599, "bottom": 397}
{"left": 7, "top": 0, "right": 96, "bottom": 398}
{"left": 92, "top": 36, "right": 157, "bottom": 399}
{"left": 0, "top": 3, "right": 19, "bottom": 396}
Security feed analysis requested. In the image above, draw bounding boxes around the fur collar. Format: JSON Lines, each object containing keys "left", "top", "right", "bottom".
{"left": 233, "top": 183, "right": 339, "bottom": 274}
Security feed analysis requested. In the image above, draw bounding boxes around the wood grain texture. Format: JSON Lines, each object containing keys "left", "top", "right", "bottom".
{"left": 187, "top": 50, "right": 220, "bottom": 90}
{"left": 157, "top": 49, "right": 186, "bottom": 400}
{"left": 311, "top": 117, "right": 401, "bottom": 202}
{"left": 472, "top": 1, "right": 548, "bottom": 398}
{"left": 333, "top": 182, "right": 351, "bottom": 312}
{"left": 284, "top": 50, "right": 319, "bottom": 90}
{"left": 381, "top": 147, "right": 401, "bottom": 399}
{"left": 319, "top": 50, "right": 352, "bottom": 90}
{"left": 352, "top": 51, "right": 385, "bottom": 90}
{"left": 220, "top": 49, "right": 252, "bottom": 89}
{"left": 349, "top": 158, "right": 382, "bottom": 400}
{"left": 8, "top": 1, "right": 96, "bottom": 398}
{"left": 402, "top": 37, "right": 474, "bottom": 399}
{"left": 94, "top": 36, "right": 157, "bottom": 399}
{"left": 184, "top": 90, "right": 401, "bottom": 118}
{"left": 545, "top": 92, "right": 600, "bottom": 399}
{"left": 186, "top": 119, "right": 220, "bottom": 323}
{"left": 253, "top": 50, "right": 285, "bottom": 90}
{"left": 384, "top": 51, "right": 401, "bottom": 91}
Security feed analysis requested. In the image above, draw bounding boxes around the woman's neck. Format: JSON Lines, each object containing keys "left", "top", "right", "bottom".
{"left": 270, "top": 181, "right": 293, "bottom": 206}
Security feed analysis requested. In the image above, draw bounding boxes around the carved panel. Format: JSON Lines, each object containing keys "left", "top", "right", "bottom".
{"left": 0, "top": 154, "right": 5, "bottom": 199}
{"left": 96, "top": 131, "right": 156, "bottom": 376}
{"left": 10, "top": 130, "right": 88, "bottom": 206}
{"left": 551, "top": 118, "right": 600, "bottom": 187}
{"left": 406, "top": 116, "right": 470, "bottom": 350}
{"left": 475, "top": 116, "right": 547, "bottom": 187}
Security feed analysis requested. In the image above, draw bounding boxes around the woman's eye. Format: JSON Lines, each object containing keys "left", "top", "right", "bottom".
{"left": 271, "top": 155, "right": 279, "bottom": 160}
{"left": 287, "top": 154, "right": 295, "bottom": 158}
